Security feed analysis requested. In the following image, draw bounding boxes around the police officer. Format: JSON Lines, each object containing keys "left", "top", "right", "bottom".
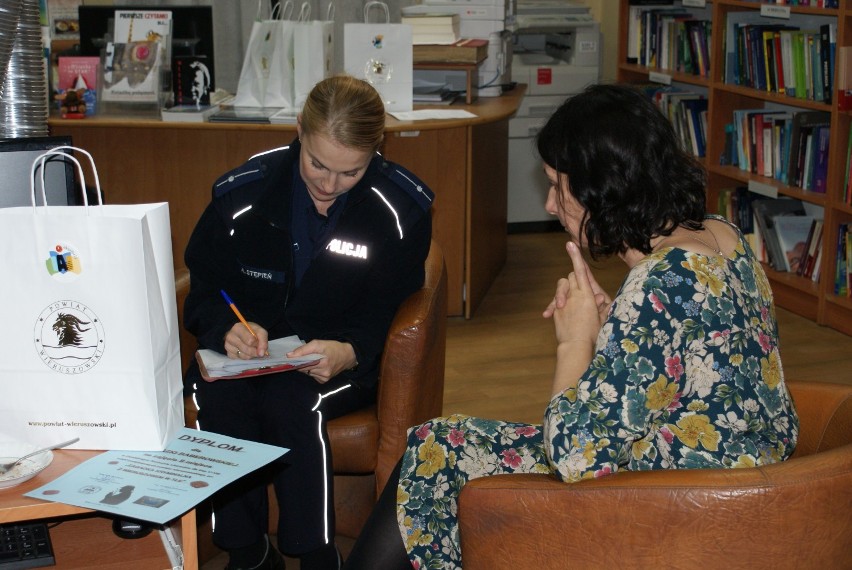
{"left": 183, "top": 76, "right": 433, "bottom": 570}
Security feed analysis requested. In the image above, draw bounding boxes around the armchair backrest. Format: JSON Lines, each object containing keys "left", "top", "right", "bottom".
{"left": 787, "top": 380, "right": 852, "bottom": 456}
{"left": 374, "top": 239, "right": 448, "bottom": 492}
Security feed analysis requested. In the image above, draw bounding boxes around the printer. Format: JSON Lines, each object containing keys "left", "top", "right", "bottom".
{"left": 508, "top": 0, "right": 600, "bottom": 226}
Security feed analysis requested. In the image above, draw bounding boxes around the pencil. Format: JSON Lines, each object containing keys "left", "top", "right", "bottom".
{"left": 220, "top": 289, "right": 267, "bottom": 355}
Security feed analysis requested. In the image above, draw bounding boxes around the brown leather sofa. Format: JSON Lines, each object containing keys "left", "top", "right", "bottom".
{"left": 458, "top": 380, "right": 852, "bottom": 569}
{"left": 179, "top": 240, "right": 447, "bottom": 560}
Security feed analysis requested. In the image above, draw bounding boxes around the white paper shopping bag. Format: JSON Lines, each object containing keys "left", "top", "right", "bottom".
{"left": 344, "top": 1, "right": 413, "bottom": 112}
{"left": 233, "top": 0, "right": 297, "bottom": 108}
{"left": 293, "top": 2, "right": 335, "bottom": 108}
{"left": 0, "top": 147, "right": 183, "bottom": 451}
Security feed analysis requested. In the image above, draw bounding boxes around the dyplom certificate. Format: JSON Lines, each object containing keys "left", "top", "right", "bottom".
{"left": 25, "top": 428, "right": 288, "bottom": 524}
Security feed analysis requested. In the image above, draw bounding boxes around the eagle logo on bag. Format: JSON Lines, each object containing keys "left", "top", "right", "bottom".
{"left": 34, "top": 301, "right": 105, "bottom": 374}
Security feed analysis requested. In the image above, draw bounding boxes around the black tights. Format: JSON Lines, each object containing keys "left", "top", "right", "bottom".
{"left": 343, "top": 459, "right": 410, "bottom": 570}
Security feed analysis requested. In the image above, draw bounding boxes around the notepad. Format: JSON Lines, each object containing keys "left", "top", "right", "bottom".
{"left": 196, "top": 335, "right": 322, "bottom": 381}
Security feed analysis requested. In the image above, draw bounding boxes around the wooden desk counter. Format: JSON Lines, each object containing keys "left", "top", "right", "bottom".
{"left": 0, "top": 450, "right": 197, "bottom": 569}
{"left": 48, "top": 86, "right": 524, "bottom": 318}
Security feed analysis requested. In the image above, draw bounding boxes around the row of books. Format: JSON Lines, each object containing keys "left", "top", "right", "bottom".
{"left": 718, "top": 190, "right": 824, "bottom": 279}
{"left": 724, "top": 14, "right": 836, "bottom": 103}
{"left": 721, "top": 109, "right": 830, "bottom": 193}
{"left": 401, "top": 13, "right": 460, "bottom": 46}
{"left": 836, "top": 224, "right": 852, "bottom": 297}
{"left": 641, "top": 85, "right": 707, "bottom": 157}
{"left": 841, "top": 123, "right": 852, "bottom": 206}
{"left": 740, "top": 0, "right": 839, "bottom": 7}
{"left": 626, "top": 2, "right": 711, "bottom": 77}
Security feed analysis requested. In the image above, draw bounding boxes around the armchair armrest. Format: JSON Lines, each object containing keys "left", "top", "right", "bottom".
{"left": 375, "top": 240, "right": 447, "bottom": 492}
{"left": 459, "top": 444, "right": 852, "bottom": 569}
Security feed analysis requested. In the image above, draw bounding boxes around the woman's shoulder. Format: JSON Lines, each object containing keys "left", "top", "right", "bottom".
{"left": 367, "top": 157, "right": 435, "bottom": 213}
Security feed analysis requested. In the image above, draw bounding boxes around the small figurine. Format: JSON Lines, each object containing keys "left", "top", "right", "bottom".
{"left": 60, "top": 90, "right": 87, "bottom": 119}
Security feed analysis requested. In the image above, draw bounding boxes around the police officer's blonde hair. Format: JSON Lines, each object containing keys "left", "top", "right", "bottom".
{"left": 301, "top": 75, "right": 385, "bottom": 153}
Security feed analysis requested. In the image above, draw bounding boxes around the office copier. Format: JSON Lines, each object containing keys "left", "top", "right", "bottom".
{"left": 508, "top": 0, "right": 600, "bottom": 226}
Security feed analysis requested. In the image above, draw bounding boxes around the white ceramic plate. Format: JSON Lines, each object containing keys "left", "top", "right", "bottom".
{"left": 0, "top": 442, "right": 54, "bottom": 489}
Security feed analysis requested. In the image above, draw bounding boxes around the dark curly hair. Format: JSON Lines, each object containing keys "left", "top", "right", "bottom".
{"left": 536, "top": 83, "right": 707, "bottom": 259}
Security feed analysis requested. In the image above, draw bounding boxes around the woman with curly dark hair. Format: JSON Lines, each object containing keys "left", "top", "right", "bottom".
{"left": 344, "top": 83, "right": 799, "bottom": 569}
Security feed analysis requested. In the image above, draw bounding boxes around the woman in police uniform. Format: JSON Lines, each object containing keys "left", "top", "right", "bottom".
{"left": 183, "top": 76, "right": 433, "bottom": 570}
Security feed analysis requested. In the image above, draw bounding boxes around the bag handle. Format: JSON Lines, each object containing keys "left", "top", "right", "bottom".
{"left": 326, "top": 0, "right": 335, "bottom": 21}
{"left": 30, "top": 146, "right": 103, "bottom": 211}
{"left": 364, "top": 1, "right": 389, "bottom": 23}
{"left": 274, "top": 0, "right": 294, "bottom": 20}
{"left": 297, "top": 2, "right": 311, "bottom": 22}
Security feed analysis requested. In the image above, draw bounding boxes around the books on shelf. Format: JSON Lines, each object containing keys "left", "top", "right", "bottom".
{"left": 835, "top": 223, "right": 850, "bottom": 296}
{"left": 774, "top": 214, "right": 815, "bottom": 273}
{"left": 724, "top": 12, "right": 836, "bottom": 103}
{"left": 787, "top": 111, "right": 830, "bottom": 190}
{"left": 56, "top": 56, "right": 99, "bottom": 118}
{"left": 751, "top": 198, "right": 807, "bottom": 271}
{"left": 726, "top": 109, "right": 830, "bottom": 190}
{"left": 413, "top": 39, "right": 488, "bottom": 64}
{"left": 640, "top": 85, "right": 707, "bottom": 157}
{"left": 625, "top": 0, "right": 711, "bottom": 77}
{"left": 717, "top": 187, "right": 766, "bottom": 263}
{"left": 799, "top": 219, "right": 824, "bottom": 279}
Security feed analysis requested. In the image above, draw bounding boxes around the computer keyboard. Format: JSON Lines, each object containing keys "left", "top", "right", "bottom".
{"left": 0, "top": 522, "right": 55, "bottom": 569}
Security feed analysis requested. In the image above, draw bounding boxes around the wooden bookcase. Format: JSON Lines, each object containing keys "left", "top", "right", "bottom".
{"left": 617, "top": 0, "right": 852, "bottom": 336}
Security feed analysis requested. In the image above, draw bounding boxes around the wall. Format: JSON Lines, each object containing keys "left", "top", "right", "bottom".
{"left": 584, "top": 0, "right": 618, "bottom": 82}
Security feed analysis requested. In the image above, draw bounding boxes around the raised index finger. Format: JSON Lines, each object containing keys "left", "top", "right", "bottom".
{"left": 566, "top": 241, "right": 594, "bottom": 292}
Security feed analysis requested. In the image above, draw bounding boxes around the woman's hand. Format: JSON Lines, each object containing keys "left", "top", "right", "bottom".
{"left": 224, "top": 322, "right": 269, "bottom": 359}
{"left": 543, "top": 241, "right": 612, "bottom": 335}
{"left": 544, "top": 241, "right": 611, "bottom": 395}
{"left": 288, "top": 340, "right": 357, "bottom": 384}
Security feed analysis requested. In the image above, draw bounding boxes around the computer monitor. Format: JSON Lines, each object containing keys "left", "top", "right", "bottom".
{"left": 0, "top": 136, "right": 79, "bottom": 208}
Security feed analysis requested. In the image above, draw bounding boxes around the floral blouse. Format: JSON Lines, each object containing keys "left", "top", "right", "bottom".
{"left": 397, "top": 219, "right": 799, "bottom": 569}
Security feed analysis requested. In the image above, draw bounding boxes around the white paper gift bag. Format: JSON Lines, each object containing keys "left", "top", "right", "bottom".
{"left": 293, "top": 2, "right": 335, "bottom": 109}
{"left": 233, "top": 0, "right": 297, "bottom": 108}
{"left": 344, "top": 1, "right": 413, "bottom": 112}
{"left": 0, "top": 147, "right": 183, "bottom": 451}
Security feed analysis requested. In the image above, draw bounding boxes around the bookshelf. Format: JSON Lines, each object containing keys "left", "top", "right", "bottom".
{"left": 618, "top": 0, "right": 852, "bottom": 336}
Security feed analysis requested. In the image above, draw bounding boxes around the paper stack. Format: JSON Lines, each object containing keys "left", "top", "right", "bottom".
{"left": 196, "top": 336, "right": 322, "bottom": 380}
{"left": 401, "top": 13, "right": 460, "bottom": 45}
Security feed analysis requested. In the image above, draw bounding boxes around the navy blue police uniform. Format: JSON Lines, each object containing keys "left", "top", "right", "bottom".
{"left": 183, "top": 139, "right": 433, "bottom": 556}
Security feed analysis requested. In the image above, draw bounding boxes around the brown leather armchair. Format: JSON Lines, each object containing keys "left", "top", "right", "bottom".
{"left": 179, "top": 240, "right": 447, "bottom": 559}
{"left": 458, "top": 380, "right": 852, "bottom": 569}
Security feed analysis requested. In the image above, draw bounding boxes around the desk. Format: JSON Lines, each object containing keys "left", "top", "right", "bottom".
{"left": 0, "top": 450, "right": 197, "bottom": 569}
{"left": 48, "top": 86, "right": 524, "bottom": 318}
